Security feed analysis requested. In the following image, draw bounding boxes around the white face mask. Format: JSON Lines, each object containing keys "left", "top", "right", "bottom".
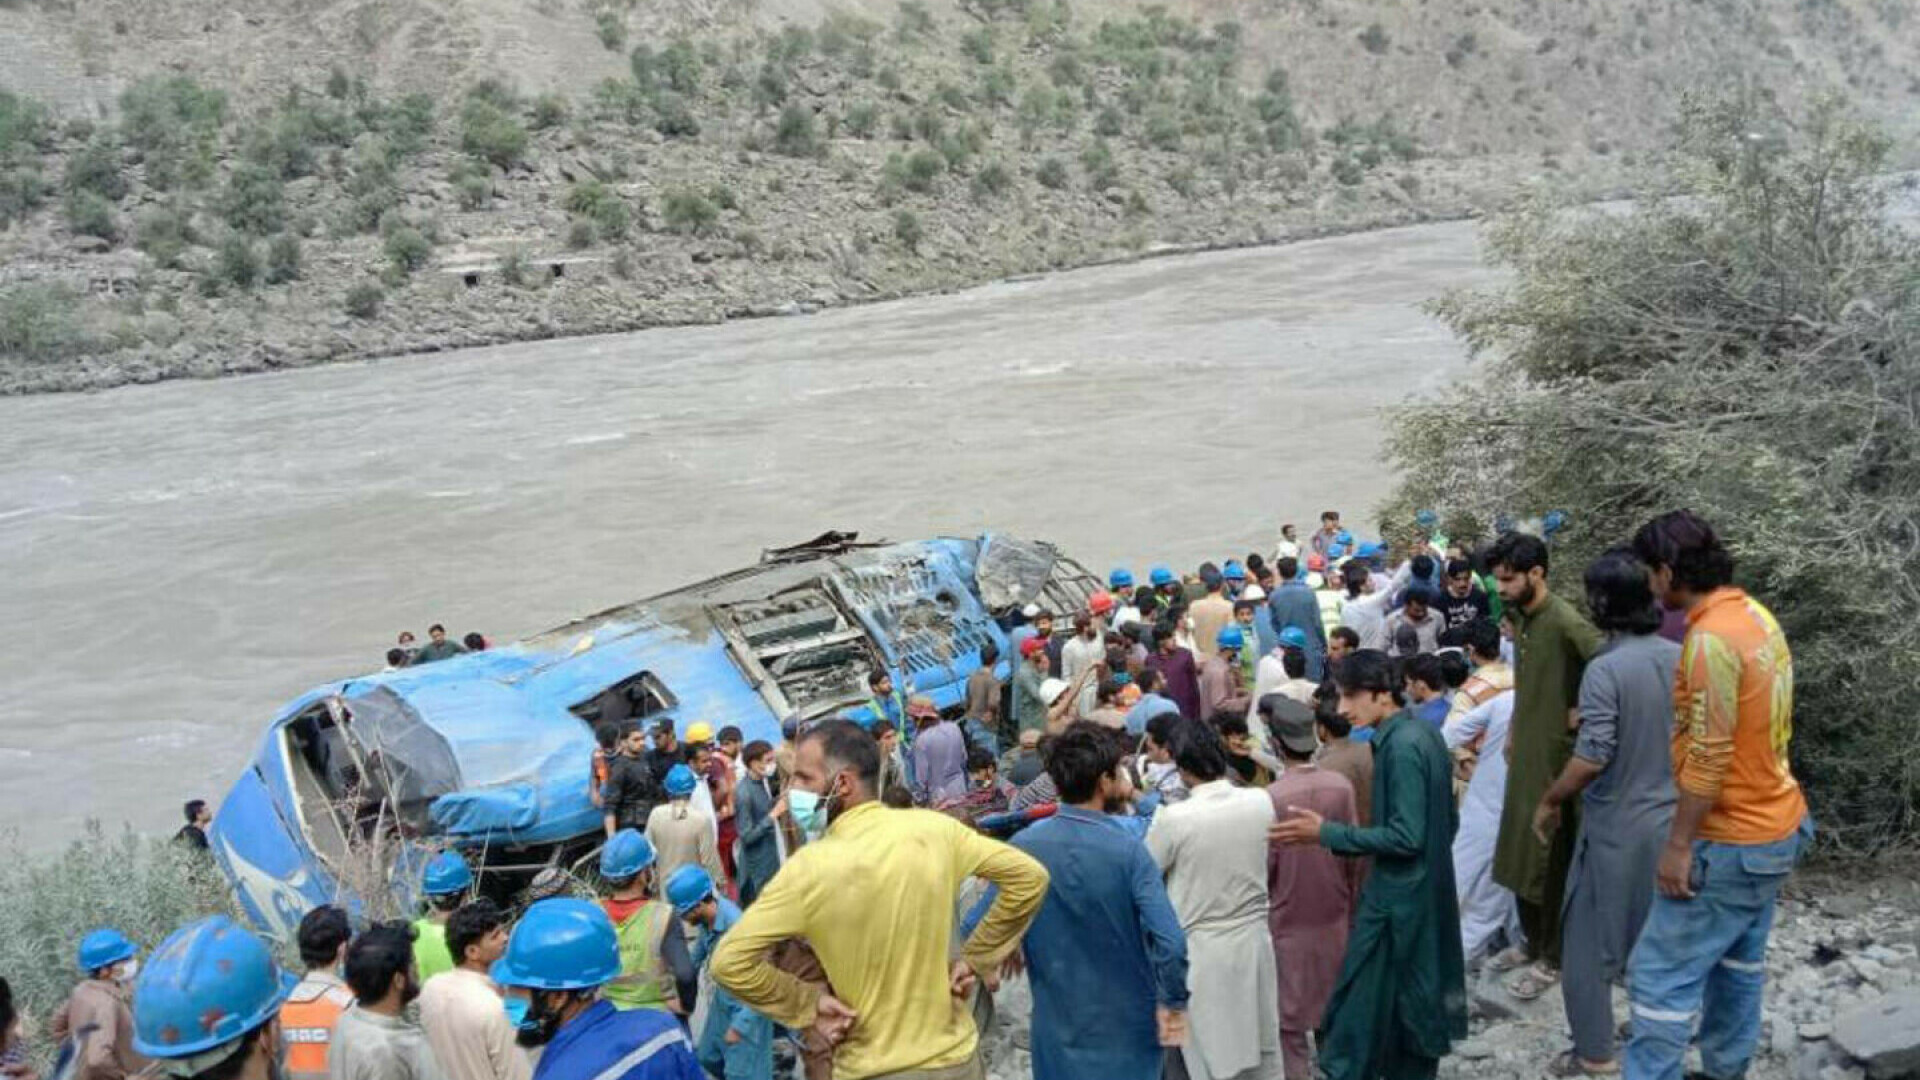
{"left": 116, "top": 959, "right": 140, "bottom": 984}
{"left": 758, "top": 762, "right": 776, "bottom": 779}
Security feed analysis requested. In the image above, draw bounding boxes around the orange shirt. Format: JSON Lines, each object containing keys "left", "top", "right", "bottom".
{"left": 1672, "top": 588, "right": 1806, "bottom": 844}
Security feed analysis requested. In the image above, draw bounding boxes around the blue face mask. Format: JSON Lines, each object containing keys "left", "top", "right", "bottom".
{"left": 787, "top": 788, "right": 826, "bottom": 837}
{"left": 503, "top": 995, "right": 533, "bottom": 1031}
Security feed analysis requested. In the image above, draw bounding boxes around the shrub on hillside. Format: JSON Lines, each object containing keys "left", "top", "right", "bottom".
{"left": 0, "top": 165, "right": 48, "bottom": 226}
{"left": 960, "top": 27, "right": 994, "bottom": 65}
{"left": 662, "top": 188, "right": 719, "bottom": 234}
{"left": 902, "top": 148, "right": 946, "bottom": 192}
{"left": 64, "top": 189, "right": 119, "bottom": 242}
{"left": 64, "top": 137, "right": 126, "bottom": 200}
{"left": 893, "top": 209, "right": 923, "bottom": 251}
{"left": 1035, "top": 156, "right": 1068, "bottom": 189}
{"left": 136, "top": 205, "right": 191, "bottom": 267}
{"left": 654, "top": 93, "right": 701, "bottom": 138}
{"left": 384, "top": 93, "right": 438, "bottom": 157}
{"left": 384, "top": 226, "right": 432, "bottom": 272}
{"left": 0, "top": 90, "right": 53, "bottom": 160}
{"left": 970, "top": 159, "right": 1012, "bottom": 200}
{"left": 216, "top": 232, "right": 262, "bottom": 289}
{"left": 118, "top": 75, "right": 226, "bottom": 190}
{"left": 531, "top": 93, "right": 570, "bottom": 130}
{"left": 0, "top": 283, "right": 86, "bottom": 360}
{"left": 1384, "top": 93, "right": 1920, "bottom": 850}
{"left": 895, "top": 0, "right": 934, "bottom": 42}
{"left": 265, "top": 232, "right": 302, "bottom": 284}
{"left": 774, "top": 104, "right": 821, "bottom": 157}
{"left": 220, "top": 162, "right": 287, "bottom": 235}
{"left": 460, "top": 98, "right": 528, "bottom": 169}
{"left": 596, "top": 9, "right": 626, "bottom": 51}
{"left": 566, "top": 179, "right": 630, "bottom": 237}
{"left": 344, "top": 281, "right": 383, "bottom": 318}
{"left": 844, "top": 102, "right": 879, "bottom": 139}
{"left": 1080, "top": 139, "right": 1118, "bottom": 190}
{"left": 662, "top": 39, "right": 703, "bottom": 94}
{"left": 1358, "top": 22, "right": 1390, "bottom": 55}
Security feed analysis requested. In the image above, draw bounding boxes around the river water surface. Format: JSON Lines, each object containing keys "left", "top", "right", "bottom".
{"left": 0, "top": 218, "right": 1495, "bottom": 837}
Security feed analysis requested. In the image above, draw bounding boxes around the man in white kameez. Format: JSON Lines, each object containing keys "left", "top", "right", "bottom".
{"left": 1443, "top": 688, "right": 1522, "bottom": 965}
{"left": 1060, "top": 611, "right": 1106, "bottom": 719}
{"left": 1147, "top": 718, "right": 1284, "bottom": 1080}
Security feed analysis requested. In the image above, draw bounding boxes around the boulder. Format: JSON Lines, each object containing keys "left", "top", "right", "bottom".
{"left": 1832, "top": 988, "right": 1920, "bottom": 1079}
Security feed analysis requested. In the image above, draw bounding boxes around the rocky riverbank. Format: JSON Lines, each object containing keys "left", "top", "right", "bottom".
{"left": 976, "top": 861, "right": 1920, "bottom": 1080}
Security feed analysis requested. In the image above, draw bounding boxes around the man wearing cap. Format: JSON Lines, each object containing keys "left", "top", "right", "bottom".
{"left": 1189, "top": 565, "right": 1234, "bottom": 664}
{"left": 666, "top": 866, "right": 775, "bottom": 1080}
{"left": 1199, "top": 626, "right": 1251, "bottom": 719}
{"left": 1266, "top": 557, "right": 1330, "bottom": 681}
{"left": 1109, "top": 571, "right": 1144, "bottom": 632}
{"left": 647, "top": 765, "right": 727, "bottom": 897}
{"left": 1013, "top": 635, "right": 1051, "bottom": 735}
{"left": 492, "top": 899, "right": 704, "bottom": 1080}
{"left": 55, "top": 929, "right": 147, "bottom": 1080}
{"left": 132, "top": 917, "right": 298, "bottom": 1080}
{"left": 1263, "top": 696, "right": 1361, "bottom": 1080}
{"left": 908, "top": 696, "right": 969, "bottom": 805}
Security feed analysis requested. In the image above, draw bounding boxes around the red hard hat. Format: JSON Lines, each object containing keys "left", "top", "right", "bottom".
{"left": 1019, "top": 637, "right": 1048, "bottom": 658}
{"left": 1088, "top": 591, "right": 1115, "bottom": 615}
{"left": 1307, "top": 553, "right": 1327, "bottom": 572}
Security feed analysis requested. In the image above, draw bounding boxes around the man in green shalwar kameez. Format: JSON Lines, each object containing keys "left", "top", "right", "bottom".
{"left": 1272, "top": 649, "right": 1467, "bottom": 1080}
{"left": 1487, "top": 532, "right": 1601, "bottom": 996}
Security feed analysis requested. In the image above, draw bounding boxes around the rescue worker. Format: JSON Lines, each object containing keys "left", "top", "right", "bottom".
{"left": 1149, "top": 565, "right": 1180, "bottom": 610}
{"left": 491, "top": 898, "right": 704, "bottom": 1080}
{"left": 280, "top": 905, "right": 355, "bottom": 1080}
{"left": 414, "top": 851, "right": 472, "bottom": 983}
{"left": 130, "top": 916, "right": 295, "bottom": 1080}
{"left": 598, "top": 829, "right": 697, "bottom": 1014}
{"left": 666, "top": 866, "right": 774, "bottom": 1080}
{"left": 52, "top": 928, "right": 147, "bottom": 1080}
{"left": 647, "top": 764, "right": 726, "bottom": 894}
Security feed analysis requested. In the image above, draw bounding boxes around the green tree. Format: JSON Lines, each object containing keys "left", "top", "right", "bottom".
{"left": 774, "top": 103, "right": 821, "bottom": 157}
{"left": 1384, "top": 92, "right": 1920, "bottom": 849}
{"left": 662, "top": 188, "right": 719, "bottom": 234}
{"left": 893, "top": 209, "right": 923, "bottom": 251}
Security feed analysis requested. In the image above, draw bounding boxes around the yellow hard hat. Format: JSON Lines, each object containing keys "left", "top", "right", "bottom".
{"left": 685, "top": 721, "right": 714, "bottom": 744}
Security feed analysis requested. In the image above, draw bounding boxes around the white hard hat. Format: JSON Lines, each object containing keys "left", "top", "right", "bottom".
{"left": 1022, "top": 603, "right": 1042, "bottom": 618}
{"left": 1039, "top": 677, "right": 1071, "bottom": 705}
{"left": 1241, "top": 584, "right": 1267, "bottom": 601}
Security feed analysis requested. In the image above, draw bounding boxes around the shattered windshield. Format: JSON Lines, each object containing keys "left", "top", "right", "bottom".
{"left": 974, "top": 535, "right": 1060, "bottom": 612}
{"left": 343, "top": 687, "right": 462, "bottom": 834}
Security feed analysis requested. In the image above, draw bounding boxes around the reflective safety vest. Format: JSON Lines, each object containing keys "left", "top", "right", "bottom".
{"left": 412, "top": 918, "right": 455, "bottom": 983}
{"left": 604, "top": 898, "right": 676, "bottom": 1012}
{"left": 278, "top": 973, "right": 354, "bottom": 1080}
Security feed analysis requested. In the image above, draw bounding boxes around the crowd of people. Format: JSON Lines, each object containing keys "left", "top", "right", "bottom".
{"left": 9, "top": 508, "right": 1813, "bottom": 1080}
{"left": 383, "top": 625, "right": 491, "bottom": 671}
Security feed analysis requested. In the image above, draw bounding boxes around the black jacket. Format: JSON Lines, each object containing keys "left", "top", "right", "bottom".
{"left": 602, "top": 754, "right": 665, "bottom": 829}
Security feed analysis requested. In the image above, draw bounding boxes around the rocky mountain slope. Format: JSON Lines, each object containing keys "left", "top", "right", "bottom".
{"left": 1, "top": 0, "right": 1916, "bottom": 392}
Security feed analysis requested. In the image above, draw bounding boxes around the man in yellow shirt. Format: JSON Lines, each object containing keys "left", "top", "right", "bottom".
{"left": 710, "top": 720, "right": 1049, "bottom": 1080}
{"left": 1625, "top": 511, "right": 1811, "bottom": 1080}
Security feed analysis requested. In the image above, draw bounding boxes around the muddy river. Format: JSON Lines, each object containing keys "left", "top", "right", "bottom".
{"left": 0, "top": 218, "right": 1495, "bottom": 837}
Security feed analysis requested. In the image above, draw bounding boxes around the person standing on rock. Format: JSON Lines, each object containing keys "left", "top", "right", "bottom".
{"left": 1623, "top": 512, "right": 1811, "bottom": 1080}
{"left": 1146, "top": 718, "right": 1283, "bottom": 1080}
{"left": 1488, "top": 532, "right": 1601, "bottom": 1001}
{"left": 1527, "top": 550, "right": 1681, "bottom": 1077}
{"left": 708, "top": 720, "right": 1048, "bottom": 1080}
{"left": 1012, "top": 722, "right": 1189, "bottom": 1080}
{"left": 1271, "top": 650, "right": 1468, "bottom": 1080}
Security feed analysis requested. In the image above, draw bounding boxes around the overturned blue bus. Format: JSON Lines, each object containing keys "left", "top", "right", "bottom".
{"left": 209, "top": 532, "right": 1099, "bottom": 941}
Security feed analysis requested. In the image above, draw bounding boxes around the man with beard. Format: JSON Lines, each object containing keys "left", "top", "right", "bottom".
{"left": 492, "top": 899, "right": 704, "bottom": 1080}
{"left": 330, "top": 924, "right": 446, "bottom": 1080}
{"left": 710, "top": 721, "right": 1048, "bottom": 1080}
{"left": 419, "top": 900, "right": 531, "bottom": 1080}
{"left": 1437, "top": 560, "right": 1492, "bottom": 633}
{"left": 1488, "top": 532, "right": 1601, "bottom": 1002}
{"left": 1012, "top": 722, "right": 1190, "bottom": 1080}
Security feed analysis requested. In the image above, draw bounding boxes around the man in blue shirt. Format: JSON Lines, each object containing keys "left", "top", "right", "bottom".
{"left": 1266, "top": 557, "right": 1330, "bottom": 680}
{"left": 1012, "top": 722, "right": 1190, "bottom": 1080}
{"left": 666, "top": 866, "right": 774, "bottom": 1080}
{"left": 491, "top": 898, "right": 704, "bottom": 1080}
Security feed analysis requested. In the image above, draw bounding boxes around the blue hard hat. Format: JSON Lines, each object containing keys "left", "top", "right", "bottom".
{"left": 1415, "top": 509, "right": 1439, "bottom": 529}
{"left": 600, "top": 829, "right": 655, "bottom": 879}
{"left": 1356, "top": 541, "right": 1384, "bottom": 559}
{"left": 1278, "top": 626, "right": 1310, "bottom": 650}
{"left": 132, "top": 916, "right": 295, "bottom": 1058}
{"left": 491, "top": 898, "right": 622, "bottom": 991}
{"left": 1335, "top": 530, "right": 1354, "bottom": 545}
{"left": 1109, "top": 568, "right": 1134, "bottom": 589}
{"left": 78, "top": 928, "right": 138, "bottom": 973}
{"left": 1543, "top": 510, "right": 1568, "bottom": 536}
{"left": 664, "top": 865, "right": 716, "bottom": 916}
{"left": 1149, "top": 565, "right": 1175, "bottom": 587}
{"left": 1222, "top": 560, "right": 1247, "bottom": 581}
{"left": 423, "top": 851, "right": 474, "bottom": 897}
{"left": 665, "top": 763, "right": 699, "bottom": 797}
{"left": 1216, "top": 625, "right": 1245, "bottom": 651}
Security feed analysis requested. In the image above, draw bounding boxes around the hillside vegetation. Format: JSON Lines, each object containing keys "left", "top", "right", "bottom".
{"left": 1, "top": 0, "right": 1917, "bottom": 391}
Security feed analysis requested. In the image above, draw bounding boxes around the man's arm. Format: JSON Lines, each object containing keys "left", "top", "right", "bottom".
{"left": 949, "top": 822, "right": 1050, "bottom": 974}
{"left": 1319, "top": 740, "right": 1427, "bottom": 859}
{"left": 709, "top": 863, "right": 820, "bottom": 1029}
{"left": 1659, "top": 632, "right": 1740, "bottom": 897}
{"left": 1566, "top": 607, "right": 1604, "bottom": 662}
{"left": 1544, "top": 661, "right": 1620, "bottom": 809}
{"left": 1129, "top": 844, "right": 1189, "bottom": 1010}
